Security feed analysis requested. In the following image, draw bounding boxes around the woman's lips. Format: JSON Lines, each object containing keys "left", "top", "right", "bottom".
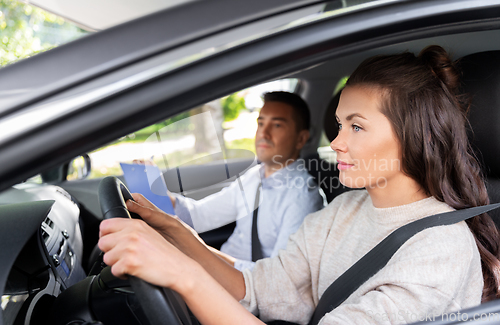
{"left": 337, "top": 160, "right": 354, "bottom": 170}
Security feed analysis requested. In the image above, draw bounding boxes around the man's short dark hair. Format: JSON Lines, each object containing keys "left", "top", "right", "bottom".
{"left": 263, "top": 91, "right": 310, "bottom": 131}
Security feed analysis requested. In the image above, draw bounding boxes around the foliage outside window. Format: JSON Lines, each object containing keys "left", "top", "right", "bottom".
{"left": 0, "top": 0, "right": 87, "bottom": 67}
{"left": 221, "top": 94, "right": 246, "bottom": 122}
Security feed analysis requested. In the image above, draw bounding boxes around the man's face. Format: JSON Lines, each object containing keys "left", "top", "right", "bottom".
{"left": 255, "top": 101, "right": 308, "bottom": 167}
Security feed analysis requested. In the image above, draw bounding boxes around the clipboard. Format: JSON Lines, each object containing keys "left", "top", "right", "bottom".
{"left": 120, "top": 163, "right": 175, "bottom": 215}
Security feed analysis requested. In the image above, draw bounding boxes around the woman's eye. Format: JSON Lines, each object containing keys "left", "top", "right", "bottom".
{"left": 337, "top": 123, "right": 342, "bottom": 131}
{"left": 353, "top": 125, "right": 362, "bottom": 132}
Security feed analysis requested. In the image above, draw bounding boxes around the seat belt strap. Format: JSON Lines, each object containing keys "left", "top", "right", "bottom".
{"left": 252, "top": 183, "right": 263, "bottom": 262}
{"left": 308, "top": 202, "right": 500, "bottom": 325}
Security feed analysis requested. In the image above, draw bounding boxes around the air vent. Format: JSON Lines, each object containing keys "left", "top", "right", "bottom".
{"left": 44, "top": 217, "right": 54, "bottom": 229}
{"left": 41, "top": 229, "right": 50, "bottom": 243}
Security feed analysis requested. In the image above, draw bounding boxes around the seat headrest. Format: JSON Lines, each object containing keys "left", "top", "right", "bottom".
{"left": 324, "top": 91, "right": 341, "bottom": 142}
{"left": 460, "top": 51, "right": 500, "bottom": 178}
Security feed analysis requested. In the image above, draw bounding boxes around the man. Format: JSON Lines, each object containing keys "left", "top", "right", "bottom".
{"left": 170, "top": 91, "right": 324, "bottom": 270}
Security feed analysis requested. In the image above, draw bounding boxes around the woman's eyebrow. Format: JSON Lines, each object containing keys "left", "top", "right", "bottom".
{"left": 346, "top": 113, "right": 367, "bottom": 121}
{"left": 335, "top": 113, "right": 367, "bottom": 121}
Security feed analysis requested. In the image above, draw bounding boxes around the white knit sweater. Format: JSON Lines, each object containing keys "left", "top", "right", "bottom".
{"left": 241, "top": 190, "right": 483, "bottom": 324}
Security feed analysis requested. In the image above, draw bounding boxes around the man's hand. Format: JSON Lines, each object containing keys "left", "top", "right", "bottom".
{"left": 132, "top": 159, "right": 155, "bottom": 165}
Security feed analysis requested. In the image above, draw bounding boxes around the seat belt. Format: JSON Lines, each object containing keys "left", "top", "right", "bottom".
{"left": 252, "top": 183, "right": 263, "bottom": 262}
{"left": 305, "top": 202, "right": 500, "bottom": 325}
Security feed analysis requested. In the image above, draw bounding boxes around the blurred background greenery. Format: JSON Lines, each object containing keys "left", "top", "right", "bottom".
{"left": 0, "top": 0, "right": 87, "bottom": 66}
{"left": 222, "top": 93, "right": 246, "bottom": 122}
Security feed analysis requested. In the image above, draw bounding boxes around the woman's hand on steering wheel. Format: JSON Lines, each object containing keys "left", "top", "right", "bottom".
{"left": 98, "top": 217, "right": 202, "bottom": 293}
{"left": 126, "top": 193, "right": 207, "bottom": 250}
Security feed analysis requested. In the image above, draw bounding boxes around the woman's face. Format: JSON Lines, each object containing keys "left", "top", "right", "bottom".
{"left": 330, "top": 86, "right": 403, "bottom": 189}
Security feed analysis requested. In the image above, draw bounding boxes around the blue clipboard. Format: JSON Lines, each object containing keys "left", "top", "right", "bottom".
{"left": 120, "top": 163, "right": 175, "bottom": 215}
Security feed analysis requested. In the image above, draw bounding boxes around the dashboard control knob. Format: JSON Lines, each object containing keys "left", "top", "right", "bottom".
{"left": 52, "top": 254, "right": 60, "bottom": 266}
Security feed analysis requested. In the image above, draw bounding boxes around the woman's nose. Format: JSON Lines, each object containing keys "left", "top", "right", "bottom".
{"left": 330, "top": 133, "right": 347, "bottom": 153}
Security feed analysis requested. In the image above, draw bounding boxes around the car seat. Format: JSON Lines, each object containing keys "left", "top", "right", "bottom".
{"left": 460, "top": 51, "right": 500, "bottom": 228}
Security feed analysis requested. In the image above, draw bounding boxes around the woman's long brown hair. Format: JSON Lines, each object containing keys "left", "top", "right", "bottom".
{"left": 346, "top": 45, "right": 500, "bottom": 302}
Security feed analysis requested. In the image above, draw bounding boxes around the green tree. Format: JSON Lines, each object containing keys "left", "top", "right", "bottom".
{"left": 0, "top": 0, "right": 87, "bottom": 66}
{"left": 221, "top": 93, "right": 246, "bottom": 122}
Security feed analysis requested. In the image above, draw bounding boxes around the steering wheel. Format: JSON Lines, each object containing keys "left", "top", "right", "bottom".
{"left": 98, "top": 176, "right": 193, "bottom": 325}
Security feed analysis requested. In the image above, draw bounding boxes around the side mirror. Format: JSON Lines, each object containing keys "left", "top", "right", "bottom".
{"left": 67, "top": 154, "right": 92, "bottom": 181}
{"left": 40, "top": 154, "right": 91, "bottom": 183}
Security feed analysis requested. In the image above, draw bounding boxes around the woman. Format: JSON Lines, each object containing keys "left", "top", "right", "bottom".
{"left": 98, "top": 45, "right": 500, "bottom": 324}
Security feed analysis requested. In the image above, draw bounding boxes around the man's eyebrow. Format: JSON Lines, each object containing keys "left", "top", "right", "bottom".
{"left": 257, "top": 116, "right": 288, "bottom": 122}
{"left": 335, "top": 113, "right": 368, "bottom": 121}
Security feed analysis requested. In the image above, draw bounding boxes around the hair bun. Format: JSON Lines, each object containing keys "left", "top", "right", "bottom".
{"left": 418, "top": 45, "right": 460, "bottom": 93}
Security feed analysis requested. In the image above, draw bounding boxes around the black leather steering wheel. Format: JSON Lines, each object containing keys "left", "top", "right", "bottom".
{"left": 98, "top": 176, "right": 192, "bottom": 325}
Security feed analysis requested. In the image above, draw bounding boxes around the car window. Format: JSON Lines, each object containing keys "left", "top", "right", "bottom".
{"left": 79, "top": 79, "right": 299, "bottom": 180}
{"left": 0, "top": 0, "right": 89, "bottom": 67}
{"left": 318, "top": 132, "right": 337, "bottom": 164}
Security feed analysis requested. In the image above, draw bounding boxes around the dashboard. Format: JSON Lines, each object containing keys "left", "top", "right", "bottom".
{"left": 0, "top": 183, "right": 87, "bottom": 325}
